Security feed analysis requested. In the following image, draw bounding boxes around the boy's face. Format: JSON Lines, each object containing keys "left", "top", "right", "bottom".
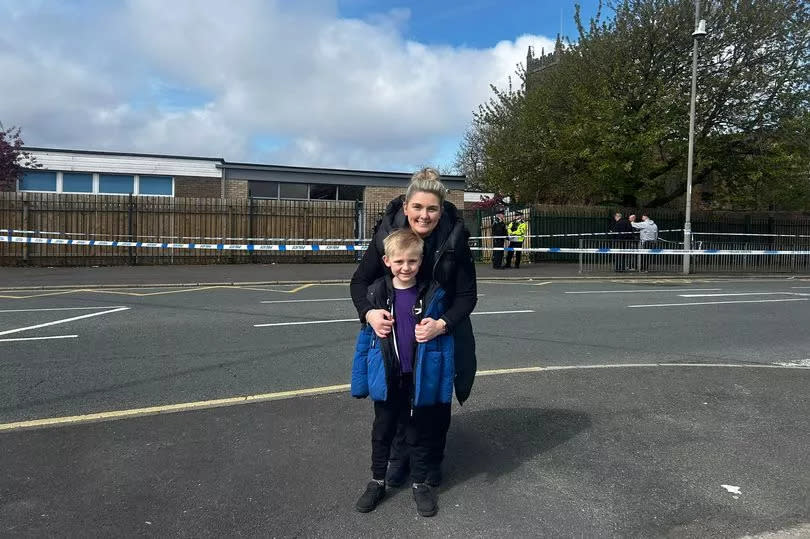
{"left": 383, "top": 247, "right": 422, "bottom": 285}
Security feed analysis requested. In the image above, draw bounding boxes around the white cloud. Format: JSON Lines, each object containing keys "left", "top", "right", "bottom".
{"left": 0, "top": 0, "right": 555, "bottom": 170}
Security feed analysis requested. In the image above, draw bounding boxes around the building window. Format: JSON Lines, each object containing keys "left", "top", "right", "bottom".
{"left": 99, "top": 174, "right": 135, "bottom": 194}
{"left": 248, "top": 181, "right": 364, "bottom": 201}
{"left": 338, "top": 185, "right": 364, "bottom": 201}
{"left": 249, "top": 181, "right": 279, "bottom": 199}
{"left": 279, "top": 182, "right": 309, "bottom": 199}
{"left": 62, "top": 173, "right": 93, "bottom": 193}
{"left": 20, "top": 171, "right": 57, "bottom": 192}
{"left": 139, "top": 175, "right": 173, "bottom": 196}
{"left": 310, "top": 184, "right": 337, "bottom": 200}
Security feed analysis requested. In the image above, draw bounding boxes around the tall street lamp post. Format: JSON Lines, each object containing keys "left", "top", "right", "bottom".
{"left": 683, "top": 2, "right": 707, "bottom": 274}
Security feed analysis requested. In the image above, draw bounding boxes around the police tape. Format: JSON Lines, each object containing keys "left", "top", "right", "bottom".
{"left": 4, "top": 234, "right": 810, "bottom": 255}
{"left": 0, "top": 228, "right": 371, "bottom": 243}
{"left": 469, "top": 229, "right": 683, "bottom": 240}
{"left": 0, "top": 235, "right": 367, "bottom": 251}
{"left": 473, "top": 246, "right": 810, "bottom": 255}
{"left": 692, "top": 232, "right": 810, "bottom": 238}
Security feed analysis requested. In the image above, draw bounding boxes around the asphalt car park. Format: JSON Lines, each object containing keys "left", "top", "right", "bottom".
{"left": 1, "top": 275, "right": 809, "bottom": 537}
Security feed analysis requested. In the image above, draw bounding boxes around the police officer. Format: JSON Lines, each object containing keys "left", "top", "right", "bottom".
{"left": 503, "top": 211, "right": 527, "bottom": 269}
{"left": 491, "top": 209, "right": 507, "bottom": 269}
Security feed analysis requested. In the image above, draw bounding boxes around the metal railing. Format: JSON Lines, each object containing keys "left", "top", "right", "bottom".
{"left": 578, "top": 237, "right": 810, "bottom": 274}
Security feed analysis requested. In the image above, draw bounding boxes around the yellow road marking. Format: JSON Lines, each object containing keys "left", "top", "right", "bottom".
{"left": 0, "top": 384, "right": 350, "bottom": 432}
{"left": 3, "top": 363, "right": 809, "bottom": 433}
{"left": 0, "top": 289, "right": 91, "bottom": 299}
{"left": 0, "top": 283, "right": 318, "bottom": 299}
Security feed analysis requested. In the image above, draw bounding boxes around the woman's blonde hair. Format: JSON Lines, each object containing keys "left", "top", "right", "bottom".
{"left": 405, "top": 167, "right": 447, "bottom": 205}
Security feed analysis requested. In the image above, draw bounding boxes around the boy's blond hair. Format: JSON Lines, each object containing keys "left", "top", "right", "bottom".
{"left": 383, "top": 228, "right": 424, "bottom": 258}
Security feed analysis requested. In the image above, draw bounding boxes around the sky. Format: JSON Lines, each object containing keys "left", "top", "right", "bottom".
{"left": 0, "top": 0, "right": 601, "bottom": 172}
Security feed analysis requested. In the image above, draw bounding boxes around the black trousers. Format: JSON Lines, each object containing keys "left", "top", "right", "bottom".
{"left": 639, "top": 240, "right": 656, "bottom": 271}
{"left": 492, "top": 242, "right": 505, "bottom": 268}
{"left": 504, "top": 241, "right": 523, "bottom": 268}
{"left": 371, "top": 375, "right": 450, "bottom": 483}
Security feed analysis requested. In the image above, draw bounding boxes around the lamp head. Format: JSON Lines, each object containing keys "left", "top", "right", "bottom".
{"left": 693, "top": 19, "right": 707, "bottom": 38}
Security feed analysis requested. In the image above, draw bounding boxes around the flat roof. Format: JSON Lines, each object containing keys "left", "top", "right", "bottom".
{"left": 24, "top": 147, "right": 466, "bottom": 184}
{"left": 24, "top": 146, "right": 224, "bottom": 163}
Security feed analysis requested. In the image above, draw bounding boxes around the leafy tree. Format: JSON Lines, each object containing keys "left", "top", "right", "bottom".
{"left": 0, "top": 123, "right": 38, "bottom": 191}
{"left": 463, "top": 0, "right": 810, "bottom": 210}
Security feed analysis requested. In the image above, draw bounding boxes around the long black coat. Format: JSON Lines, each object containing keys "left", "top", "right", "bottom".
{"left": 350, "top": 196, "right": 478, "bottom": 403}
{"left": 492, "top": 218, "right": 507, "bottom": 247}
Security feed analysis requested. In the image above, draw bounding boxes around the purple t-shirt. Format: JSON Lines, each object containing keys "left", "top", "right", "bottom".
{"left": 393, "top": 286, "right": 419, "bottom": 373}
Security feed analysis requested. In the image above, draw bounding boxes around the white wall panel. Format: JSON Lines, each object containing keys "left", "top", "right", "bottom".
{"left": 28, "top": 151, "right": 222, "bottom": 178}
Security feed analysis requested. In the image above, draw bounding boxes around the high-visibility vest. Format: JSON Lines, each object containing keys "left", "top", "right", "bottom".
{"left": 507, "top": 221, "right": 528, "bottom": 243}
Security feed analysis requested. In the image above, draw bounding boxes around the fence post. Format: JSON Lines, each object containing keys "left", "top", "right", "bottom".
{"left": 578, "top": 238, "right": 583, "bottom": 274}
{"left": 354, "top": 199, "right": 363, "bottom": 262}
{"left": 127, "top": 194, "right": 135, "bottom": 266}
{"left": 22, "top": 195, "right": 29, "bottom": 263}
{"left": 248, "top": 196, "right": 255, "bottom": 263}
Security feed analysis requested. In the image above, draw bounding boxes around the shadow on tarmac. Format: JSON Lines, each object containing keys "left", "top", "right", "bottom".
{"left": 443, "top": 407, "right": 591, "bottom": 489}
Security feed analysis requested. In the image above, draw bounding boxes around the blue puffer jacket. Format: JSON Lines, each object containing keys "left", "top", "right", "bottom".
{"left": 351, "top": 278, "right": 455, "bottom": 407}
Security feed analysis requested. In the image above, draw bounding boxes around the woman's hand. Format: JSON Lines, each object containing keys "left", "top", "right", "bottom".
{"left": 366, "top": 309, "right": 394, "bottom": 338}
{"left": 415, "top": 317, "right": 446, "bottom": 343}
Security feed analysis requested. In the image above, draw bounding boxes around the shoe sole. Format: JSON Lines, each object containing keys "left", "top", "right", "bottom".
{"left": 355, "top": 497, "right": 384, "bottom": 513}
{"left": 417, "top": 508, "right": 438, "bottom": 517}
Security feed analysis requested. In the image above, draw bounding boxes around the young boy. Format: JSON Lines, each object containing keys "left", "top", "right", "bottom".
{"left": 351, "top": 228, "right": 455, "bottom": 517}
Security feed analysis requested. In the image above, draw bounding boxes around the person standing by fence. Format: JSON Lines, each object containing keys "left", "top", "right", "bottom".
{"left": 610, "top": 212, "right": 633, "bottom": 272}
{"left": 503, "top": 211, "right": 527, "bottom": 269}
{"left": 629, "top": 212, "right": 658, "bottom": 272}
{"left": 491, "top": 209, "right": 507, "bottom": 269}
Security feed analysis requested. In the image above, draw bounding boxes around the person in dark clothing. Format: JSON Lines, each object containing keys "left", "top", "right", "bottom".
{"left": 491, "top": 210, "right": 507, "bottom": 269}
{"left": 350, "top": 167, "right": 477, "bottom": 517}
{"left": 610, "top": 212, "right": 633, "bottom": 271}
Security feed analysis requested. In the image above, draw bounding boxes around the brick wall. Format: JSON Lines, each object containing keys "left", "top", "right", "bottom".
{"left": 446, "top": 189, "right": 464, "bottom": 209}
{"left": 174, "top": 176, "right": 222, "bottom": 198}
{"left": 364, "top": 186, "right": 465, "bottom": 210}
{"left": 224, "top": 179, "right": 249, "bottom": 199}
{"left": 364, "top": 186, "right": 405, "bottom": 208}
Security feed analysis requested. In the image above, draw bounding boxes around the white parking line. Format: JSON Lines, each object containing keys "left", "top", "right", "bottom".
{"left": 253, "top": 310, "right": 535, "bottom": 328}
{"left": 0, "top": 335, "right": 78, "bottom": 343}
{"left": 678, "top": 292, "right": 796, "bottom": 298}
{"left": 0, "top": 306, "right": 127, "bottom": 313}
{"left": 566, "top": 288, "right": 722, "bottom": 294}
{"left": 254, "top": 318, "right": 357, "bottom": 328}
{"left": 260, "top": 298, "right": 352, "bottom": 304}
{"left": 472, "top": 310, "right": 535, "bottom": 315}
{"left": 0, "top": 306, "right": 131, "bottom": 337}
{"left": 628, "top": 298, "right": 808, "bottom": 308}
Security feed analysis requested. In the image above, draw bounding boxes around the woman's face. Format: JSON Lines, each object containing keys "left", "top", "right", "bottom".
{"left": 404, "top": 191, "right": 442, "bottom": 237}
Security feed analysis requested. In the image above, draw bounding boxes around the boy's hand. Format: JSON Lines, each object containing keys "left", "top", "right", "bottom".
{"left": 366, "top": 309, "right": 394, "bottom": 338}
{"left": 415, "top": 318, "right": 446, "bottom": 343}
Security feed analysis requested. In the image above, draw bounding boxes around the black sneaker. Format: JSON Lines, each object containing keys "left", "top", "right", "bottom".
{"left": 355, "top": 481, "right": 385, "bottom": 513}
{"left": 386, "top": 464, "right": 409, "bottom": 488}
{"left": 412, "top": 483, "right": 438, "bottom": 517}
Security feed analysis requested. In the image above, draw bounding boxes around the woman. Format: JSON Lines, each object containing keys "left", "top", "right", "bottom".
{"left": 350, "top": 167, "right": 477, "bottom": 492}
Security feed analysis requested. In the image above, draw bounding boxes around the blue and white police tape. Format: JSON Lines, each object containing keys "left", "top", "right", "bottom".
{"left": 473, "top": 246, "right": 810, "bottom": 255}
{"left": 0, "top": 228, "right": 371, "bottom": 243}
{"left": 1, "top": 235, "right": 368, "bottom": 251}
{"left": 5, "top": 234, "right": 810, "bottom": 255}
{"left": 469, "top": 229, "right": 683, "bottom": 240}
